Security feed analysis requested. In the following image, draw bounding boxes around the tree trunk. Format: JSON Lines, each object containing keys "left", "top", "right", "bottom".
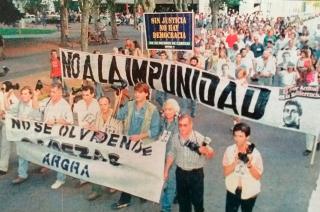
{"left": 60, "top": 0, "right": 69, "bottom": 46}
{"left": 80, "top": 0, "right": 91, "bottom": 51}
{"left": 142, "top": 0, "right": 155, "bottom": 12}
{"left": 110, "top": 10, "right": 118, "bottom": 39}
{"left": 210, "top": 0, "right": 220, "bottom": 29}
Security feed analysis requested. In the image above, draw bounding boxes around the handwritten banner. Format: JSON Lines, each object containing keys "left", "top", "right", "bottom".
{"left": 59, "top": 48, "right": 320, "bottom": 136}
{"left": 6, "top": 117, "right": 167, "bottom": 202}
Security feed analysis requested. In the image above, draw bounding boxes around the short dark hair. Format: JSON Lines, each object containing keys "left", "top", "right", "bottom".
{"left": 178, "top": 113, "right": 193, "bottom": 123}
{"left": 284, "top": 100, "right": 303, "bottom": 116}
{"left": 233, "top": 122, "right": 251, "bottom": 137}
{"left": 51, "top": 82, "right": 63, "bottom": 90}
{"left": 98, "top": 96, "right": 110, "bottom": 103}
{"left": 82, "top": 85, "right": 95, "bottom": 94}
{"left": 190, "top": 56, "right": 199, "bottom": 64}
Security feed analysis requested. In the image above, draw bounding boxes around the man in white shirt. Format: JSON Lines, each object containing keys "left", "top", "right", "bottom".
{"left": 69, "top": 85, "right": 100, "bottom": 187}
{"left": 255, "top": 50, "right": 276, "bottom": 86}
{"left": 33, "top": 82, "right": 73, "bottom": 189}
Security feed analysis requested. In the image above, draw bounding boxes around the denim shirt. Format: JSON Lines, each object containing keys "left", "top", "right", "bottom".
{"left": 117, "top": 101, "right": 160, "bottom": 139}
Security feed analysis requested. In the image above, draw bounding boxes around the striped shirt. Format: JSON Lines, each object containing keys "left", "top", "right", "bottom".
{"left": 168, "top": 130, "right": 211, "bottom": 171}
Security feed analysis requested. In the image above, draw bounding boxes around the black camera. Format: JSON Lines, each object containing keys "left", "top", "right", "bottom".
{"left": 238, "top": 143, "right": 255, "bottom": 164}
{"left": 2, "top": 81, "right": 19, "bottom": 92}
{"left": 111, "top": 79, "right": 128, "bottom": 94}
{"left": 71, "top": 86, "right": 83, "bottom": 95}
{"left": 185, "top": 139, "right": 201, "bottom": 155}
{"left": 35, "top": 80, "right": 43, "bottom": 90}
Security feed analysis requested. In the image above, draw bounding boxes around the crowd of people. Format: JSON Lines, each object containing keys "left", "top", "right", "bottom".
{"left": 1, "top": 10, "right": 320, "bottom": 212}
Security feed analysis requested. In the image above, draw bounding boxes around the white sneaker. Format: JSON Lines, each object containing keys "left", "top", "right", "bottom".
{"left": 51, "top": 180, "right": 65, "bottom": 189}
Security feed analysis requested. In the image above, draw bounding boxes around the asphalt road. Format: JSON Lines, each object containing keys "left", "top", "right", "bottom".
{"left": 0, "top": 18, "right": 320, "bottom": 212}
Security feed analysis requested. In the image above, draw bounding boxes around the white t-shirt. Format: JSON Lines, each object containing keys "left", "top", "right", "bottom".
{"left": 73, "top": 99, "right": 100, "bottom": 127}
{"left": 40, "top": 97, "right": 73, "bottom": 124}
{"left": 223, "top": 143, "right": 263, "bottom": 199}
{"left": 278, "top": 71, "right": 299, "bottom": 87}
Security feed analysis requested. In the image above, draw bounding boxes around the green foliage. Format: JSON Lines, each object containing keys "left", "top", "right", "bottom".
{"left": 0, "top": 0, "right": 23, "bottom": 25}
{"left": 24, "top": 0, "right": 48, "bottom": 14}
{"left": 226, "top": 0, "right": 240, "bottom": 7}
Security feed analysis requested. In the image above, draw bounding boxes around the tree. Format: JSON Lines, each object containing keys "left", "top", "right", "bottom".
{"left": 79, "top": 0, "right": 93, "bottom": 51}
{"left": 24, "top": 0, "right": 47, "bottom": 14}
{"left": 141, "top": 0, "right": 155, "bottom": 12}
{"left": 106, "top": 0, "right": 118, "bottom": 40}
{"left": 59, "top": 0, "right": 69, "bottom": 46}
{"left": 173, "top": 0, "right": 187, "bottom": 12}
{"left": 209, "top": 0, "right": 240, "bottom": 29}
{"left": 0, "top": 0, "right": 23, "bottom": 25}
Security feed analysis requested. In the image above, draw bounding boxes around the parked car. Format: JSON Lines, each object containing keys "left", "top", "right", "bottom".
{"left": 23, "top": 14, "right": 36, "bottom": 24}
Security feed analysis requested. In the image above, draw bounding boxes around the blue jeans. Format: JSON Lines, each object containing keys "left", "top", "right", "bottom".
{"left": 57, "top": 172, "right": 66, "bottom": 182}
{"left": 160, "top": 165, "right": 177, "bottom": 212}
{"left": 18, "top": 157, "right": 29, "bottom": 178}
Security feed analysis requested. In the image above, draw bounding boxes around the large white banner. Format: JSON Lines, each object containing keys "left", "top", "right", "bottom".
{"left": 5, "top": 117, "right": 167, "bottom": 203}
{"left": 59, "top": 48, "right": 320, "bottom": 136}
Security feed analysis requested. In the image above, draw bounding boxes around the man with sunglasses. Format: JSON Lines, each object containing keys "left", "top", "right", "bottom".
{"left": 164, "top": 114, "right": 214, "bottom": 212}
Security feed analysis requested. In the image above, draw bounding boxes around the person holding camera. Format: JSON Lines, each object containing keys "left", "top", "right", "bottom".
{"left": 164, "top": 114, "right": 214, "bottom": 212}
{"left": 223, "top": 123, "right": 263, "bottom": 212}
{"left": 32, "top": 82, "right": 73, "bottom": 189}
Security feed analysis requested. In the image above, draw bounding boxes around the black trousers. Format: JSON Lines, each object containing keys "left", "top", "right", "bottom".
{"left": 225, "top": 190, "right": 257, "bottom": 212}
{"left": 119, "top": 192, "right": 131, "bottom": 204}
{"left": 176, "top": 166, "right": 204, "bottom": 212}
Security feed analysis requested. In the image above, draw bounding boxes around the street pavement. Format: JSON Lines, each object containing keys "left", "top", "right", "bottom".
{"left": 0, "top": 19, "right": 320, "bottom": 212}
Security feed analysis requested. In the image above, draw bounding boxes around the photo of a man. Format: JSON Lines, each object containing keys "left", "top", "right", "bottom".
{"left": 283, "top": 100, "right": 303, "bottom": 129}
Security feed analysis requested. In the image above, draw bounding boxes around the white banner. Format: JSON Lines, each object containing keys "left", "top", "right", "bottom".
{"left": 59, "top": 48, "right": 320, "bottom": 136}
{"left": 5, "top": 117, "right": 167, "bottom": 203}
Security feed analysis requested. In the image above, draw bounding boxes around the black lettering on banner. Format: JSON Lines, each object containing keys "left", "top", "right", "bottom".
{"left": 61, "top": 159, "right": 70, "bottom": 171}
{"left": 11, "top": 118, "right": 20, "bottom": 129}
{"left": 21, "top": 137, "right": 32, "bottom": 143}
{"left": 68, "top": 126, "right": 76, "bottom": 138}
{"left": 241, "top": 87, "right": 271, "bottom": 120}
{"left": 80, "top": 165, "right": 90, "bottom": 178}
{"left": 125, "top": 58, "right": 134, "bottom": 86}
{"left": 61, "top": 143, "right": 76, "bottom": 156}
{"left": 83, "top": 55, "right": 95, "bottom": 81}
{"left": 48, "top": 139, "right": 61, "bottom": 151}
{"left": 176, "top": 65, "right": 192, "bottom": 98}
{"left": 74, "top": 145, "right": 92, "bottom": 159}
{"left": 109, "top": 56, "right": 123, "bottom": 84}
{"left": 43, "top": 153, "right": 50, "bottom": 165}
{"left": 131, "top": 58, "right": 148, "bottom": 83}
{"left": 21, "top": 120, "right": 30, "bottom": 130}
{"left": 91, "top": 131, "right": 108, "bottom": 143}
{"left": 161, "top": 64, "right": 176, "bottom": 95}
{"left": 61, "top": 51, "right": 80, "bottom": 78}
{"left": 191, "top": 69, "right": 200, "bottom": 100}
{"left": 120, "top": 136, "right": 131, "bottom": 150}
{"left": 51, "top": 154, "right": 61, "bottom": 168}
{"left": 43, "top": 124, "right": 52, "bottom": 134}
{"left": 217, "top": 81, "right": 239, "bottom": 115}
{"left": 98, "top": 54, "right": 108, "bottom": 83}
{"left": 37, "top": 139, "right": 44, "bottom": 145}
{"left": 70, "top": 161, "right": 80, "bottom": 174}
{"left": 133, "top": 142, "right": 142, "bottom": 153}
{"left": 143, "top": 146, "right": 152, "bottom": 156}
{"left": 59, "top": 125, "right": 68, "bottom": 137}
{"left": 108, "top": 153, "right": 120, "bottom": 166}
{"left": 34, "top": 122, "right": 42, "bottom": 132}
{"left": 94, "top": 149, "right": 107, "bottom": 162}
{"left": 199, "top": 72, "right": 220, "bottom": 106}
{"left": 108, "top": 134, "right": 119, "bottom": 147}
{"left": 80, "top": 128, "right": 91, "bottom": 140}
{"left": 148, "top": 61, "right": 162, "bottom": 89}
